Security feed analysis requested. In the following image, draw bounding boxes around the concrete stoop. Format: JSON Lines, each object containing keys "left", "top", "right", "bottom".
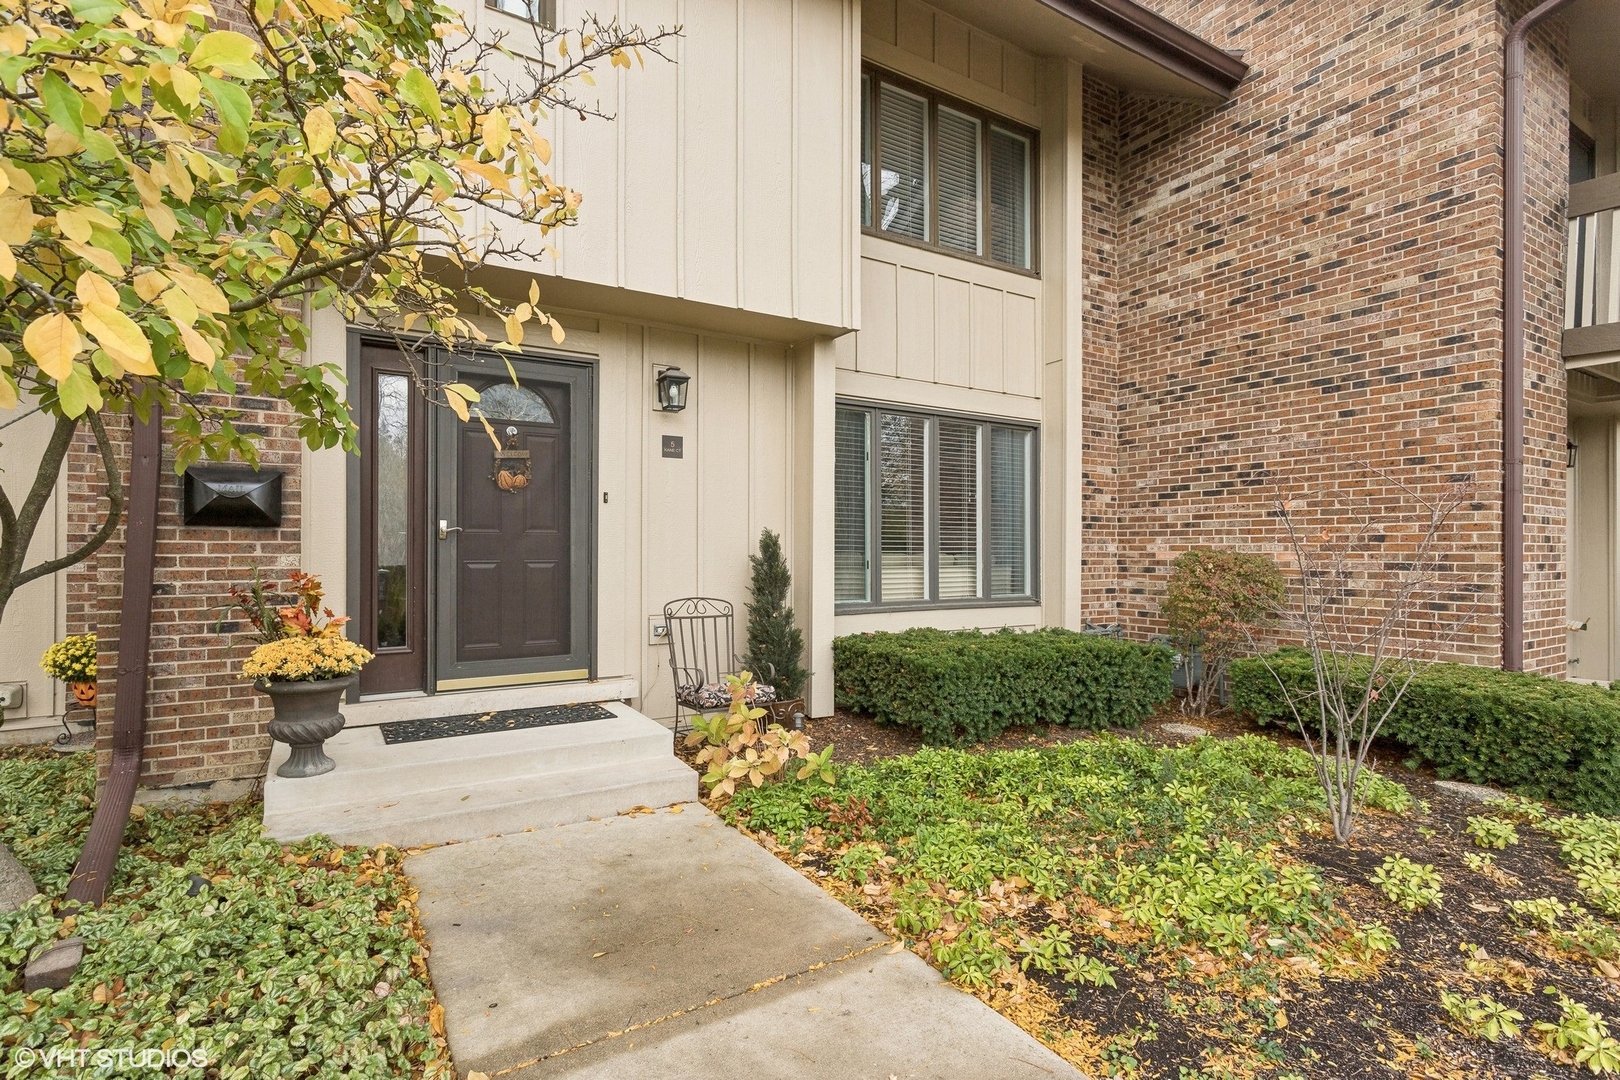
{"left": 262, "top": 702, "right": 696, "bottom": 847}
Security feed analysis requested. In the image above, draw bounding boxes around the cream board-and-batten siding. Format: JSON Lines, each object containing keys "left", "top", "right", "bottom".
{"left": 465, "top": 0, "right": 860, "bottom": 338}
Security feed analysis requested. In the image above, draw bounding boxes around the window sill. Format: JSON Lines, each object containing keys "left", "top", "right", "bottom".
{"left": 835, "top": 597, "right": 1041, "bottom": 616}
{"left": 861, "top": 227, "right": 1040, "bottom": 279}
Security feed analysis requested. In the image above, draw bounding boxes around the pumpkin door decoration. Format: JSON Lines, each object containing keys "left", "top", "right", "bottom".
{"left": 493, "top": 427, "right": 532, "bottom": 492}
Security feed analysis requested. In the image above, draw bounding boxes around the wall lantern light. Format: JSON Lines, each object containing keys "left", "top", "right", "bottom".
{"left": 654, "top": 366, "right": 691, "bottom": 412}
{"left": 1569, "top": 440, "right": 1579, "bottom": 469}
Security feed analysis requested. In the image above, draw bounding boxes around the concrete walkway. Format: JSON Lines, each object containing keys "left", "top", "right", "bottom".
{"left": 406, "top": 805, "right": 1087, "bottom": 1079}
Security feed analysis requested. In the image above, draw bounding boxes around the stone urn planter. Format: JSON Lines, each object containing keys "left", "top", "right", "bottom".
{"left": 258, "top": 675, "right": 356, "bottom": 778}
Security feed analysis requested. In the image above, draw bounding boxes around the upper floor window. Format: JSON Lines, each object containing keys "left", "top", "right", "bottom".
{"left": 861, "top": 68, "right": 1036, "bottom": 272}
{"left": 486, "top": 0, "right": 554, "bottom": 24}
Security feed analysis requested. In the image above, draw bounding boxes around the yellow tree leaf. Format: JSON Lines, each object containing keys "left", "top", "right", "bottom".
{"left": 443, "top": 390, "right": 469, "bottom": 422}
{"left": 23, "top": 313, "right": 82, "bottom": 380}
{"left": 175, "top": 320, "right": 217, "bottom": 365}
{"left": 75, "top": 271, "right": 119, "bottom": 308}
{"left": 0, "top": 371, "right": 16, "bottom": 409}
{"left": 165, "top": 146, "right": 195, "bottom": 203}
{"left": 503, "top": 311, "right": 524, "bottom": 346}
{"left": 189, "top": 31, "right": 258, "bottom": 73}
{"left": 160, "top": 286, "right": 198, "bottom": 327}
{"left": 134, "top": 270, "right": 171, "bottom": 302}
{"left": 167, "top": 269, "right": 229, "bottom": 315}
{"left": 144, "top": 200, "right": 177, "bottom": 241}
{"left": 303, "top": 106, "right": 336, "bottom": 155}
{"left": 127, "top": 162, "right": 162, "bottom": 205}
{"left": 168, "top": 65, "right": 202, "bottom": 108}
{"left": 62, "top": 239, "right": 123, "bottom": 276}
{"left": 0, "top": 197, "right": 35, "bottom": 245}
{"left": 0, "top": 243, "right": 13, "bottom": 282}
{"left": 481, "top": 108, "right": 511, "bottom": 157}
{"left": 56, "top": 206, "right": 93, "bottom": 243}
{"left": 477, "top": 410, "right": 501, "bottom": 451}
{"left": 80, "top": 302, "right": 157, "bottom": 376}
{"left": 343, "top": 79, "right": 383, "bottom": 116}
{"left": 0, "top": 163, "right": 31, "bottom": 195}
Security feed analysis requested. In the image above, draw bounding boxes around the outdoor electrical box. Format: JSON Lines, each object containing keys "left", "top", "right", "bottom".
{"left": 0, "top": 683, "right": 24, "bottom": 711}
{"left": 183, "top": 466, "right": 284, "bottom": 528}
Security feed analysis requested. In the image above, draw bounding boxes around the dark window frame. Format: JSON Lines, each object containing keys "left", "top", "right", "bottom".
{"left": 484, "top": 0, "right": 555, "bottom": 27}
{"left": 861, "top": 65, "right": 1040, "bottom": 275}
{"left": 835, "top": 399, "right": 1039, "bottom": 613}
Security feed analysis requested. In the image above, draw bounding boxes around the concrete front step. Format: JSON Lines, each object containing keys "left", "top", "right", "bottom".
{"left": 267, "top": 704, "right": 676, "bottom": 811}
{"left": 263, "top": 702, "right": 697, "bottom": 847}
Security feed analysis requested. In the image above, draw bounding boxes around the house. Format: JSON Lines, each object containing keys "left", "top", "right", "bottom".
{"left": 0, "top": 0, "right": 1611, "bottom": 814}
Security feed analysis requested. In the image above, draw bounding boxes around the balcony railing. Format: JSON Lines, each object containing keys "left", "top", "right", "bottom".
{"left": 1565, "top": 174, "right": 1620, "bottom": 361}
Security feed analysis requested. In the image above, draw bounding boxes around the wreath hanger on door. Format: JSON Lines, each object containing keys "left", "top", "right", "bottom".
{"left": 493, "top": 427, "right": 532, "bottom": 491}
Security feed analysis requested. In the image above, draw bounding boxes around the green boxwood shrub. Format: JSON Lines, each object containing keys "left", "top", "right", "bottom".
{"left": 833, "top": 628, "right": 1173, "bottom": 744}
{"left": 1228, "top": 649, "right": 1620, "bottom": 816}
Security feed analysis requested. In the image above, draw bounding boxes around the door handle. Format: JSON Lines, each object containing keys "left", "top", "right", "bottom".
{"left": 438, "top": 519, "right": 462, "bottom": 540}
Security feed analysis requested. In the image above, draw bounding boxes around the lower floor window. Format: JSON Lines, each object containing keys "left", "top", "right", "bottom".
{"left": 834, "top": 403, "right": 1035, "bottom": 606}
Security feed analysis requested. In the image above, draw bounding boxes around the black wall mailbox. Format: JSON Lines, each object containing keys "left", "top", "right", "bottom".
{"left": 183, "top": 465, "right": 283, "bottom": 528}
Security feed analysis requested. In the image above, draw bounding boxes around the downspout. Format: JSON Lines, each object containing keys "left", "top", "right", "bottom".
{"left": 65, "top": 405, "right": 161, "bottom": 905}
{"left": 1503, "top": 0, "right": 1577, "bottom": 671}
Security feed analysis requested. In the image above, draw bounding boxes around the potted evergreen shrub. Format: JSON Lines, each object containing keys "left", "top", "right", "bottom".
{"left": 224, "top": 571, "right": 372, "bottom": 778}
{"left": 40, "top": 633, "right": 97, "bottom": 709}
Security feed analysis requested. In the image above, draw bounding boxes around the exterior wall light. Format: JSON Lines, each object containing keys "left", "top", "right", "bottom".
{"left": 654, "top": 366, "right": 691, "bottom": 412}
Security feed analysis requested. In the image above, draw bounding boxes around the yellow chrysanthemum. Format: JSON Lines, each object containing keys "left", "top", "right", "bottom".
{"left": 41, "top": 633, "right": 97, "bottom": 682}
{"left": 244, "top": 635, "right": 373, "bottom": 683}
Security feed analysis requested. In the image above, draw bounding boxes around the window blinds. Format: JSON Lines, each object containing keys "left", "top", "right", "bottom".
{"left": 935, "top": 107, "right": 982, "bottom": 256}
{"left": 834, "top": 409, "right": 870, "bottom": 602}
{"left": 877, "top": 84, "right": 928, "bottom": 242}
{"left": 989, "top": 427, "right": 1030, "bottom": 597}
{"left": 989, "top": 127, "right": 1031, "bottom": 269}
{"left": 878, "top": 413, "right": 927, "bottom": 601}
{"left": 937, "top": 420, "right": 980, "bottom": 599}
{"left": 860, "top": 75, "right": 873, "bottom": 228}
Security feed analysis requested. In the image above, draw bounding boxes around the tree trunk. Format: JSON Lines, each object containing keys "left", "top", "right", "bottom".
{"left": 0, "top": 412, "right": 124, "bottom": 627}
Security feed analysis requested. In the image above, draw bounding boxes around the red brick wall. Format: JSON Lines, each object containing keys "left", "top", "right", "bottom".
{"left": 1081, "top": 77, "right": 1124, "bottom": 628}
{"left": 1084, "top": 0, "right": 1572, "bottom": 671}
{"left": 67, "top": 400, "right": 303, "bottom": 789}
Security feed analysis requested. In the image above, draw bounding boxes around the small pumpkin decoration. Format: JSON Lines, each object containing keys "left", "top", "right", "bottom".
{"left": 492, "top": 428, "right": 532, "bottom": 492}
{"left": 41, "top": 633, "right": 98, "bottom": 709}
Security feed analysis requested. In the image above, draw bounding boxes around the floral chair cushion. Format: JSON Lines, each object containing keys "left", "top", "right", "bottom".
{"left": 677, "top": 681, "right": 778, "bottom": 710}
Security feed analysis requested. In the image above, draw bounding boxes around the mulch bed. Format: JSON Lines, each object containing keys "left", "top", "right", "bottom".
{"left": 705, "top": 700, "right": 1620, "bottom": 1078}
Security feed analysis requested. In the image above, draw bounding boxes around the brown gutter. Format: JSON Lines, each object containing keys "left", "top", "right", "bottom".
{"left": 65, "top": 406, "right": 161, "bottom": 906}
{"left": 1039, "top": 0, "right": 1250, "bottom": 98}
{"left": 1502, "top": 0, "right": 1577, "bottom": 672}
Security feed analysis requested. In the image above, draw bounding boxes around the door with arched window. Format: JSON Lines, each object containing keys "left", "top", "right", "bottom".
{"left": 350, "top": 340, "right": 595, "bottom": 696}
{"left": 432, "top": 353, "right": 595, "bottom": 690}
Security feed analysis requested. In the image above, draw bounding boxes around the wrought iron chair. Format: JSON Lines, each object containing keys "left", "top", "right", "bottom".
{"left": 662, "top": 597, "right": 777, "bottom": 738}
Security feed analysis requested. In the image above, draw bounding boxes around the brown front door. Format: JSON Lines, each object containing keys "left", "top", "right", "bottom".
{"left": 433, "top": 355, "right": 594, "bottom": 690}
{"left": 354, "top": 344, "right": 428, "bottom": 695}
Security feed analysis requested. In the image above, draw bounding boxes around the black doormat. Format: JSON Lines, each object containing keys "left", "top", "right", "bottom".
{"left": 379, "top": 702, "right": 615, "bottom": 745}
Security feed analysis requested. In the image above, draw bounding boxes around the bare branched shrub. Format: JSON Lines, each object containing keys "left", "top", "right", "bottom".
{"left": 1260, "top": 465, "right": 1477, "bottom": 842}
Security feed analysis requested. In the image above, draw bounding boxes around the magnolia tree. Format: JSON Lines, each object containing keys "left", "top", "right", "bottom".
{"left": 1260, "top": 467, "right": 1474, "bottom": 842}
{"left": 0, "top": 0, "right": 673, "bottom": 623}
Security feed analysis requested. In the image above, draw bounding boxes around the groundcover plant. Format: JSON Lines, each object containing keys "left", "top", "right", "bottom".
{"left": 0, "top": 751, "right": 450, "bottom": 1079}
{"left": 727, "top": 733, "right": 1620, "bottom": 1079}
